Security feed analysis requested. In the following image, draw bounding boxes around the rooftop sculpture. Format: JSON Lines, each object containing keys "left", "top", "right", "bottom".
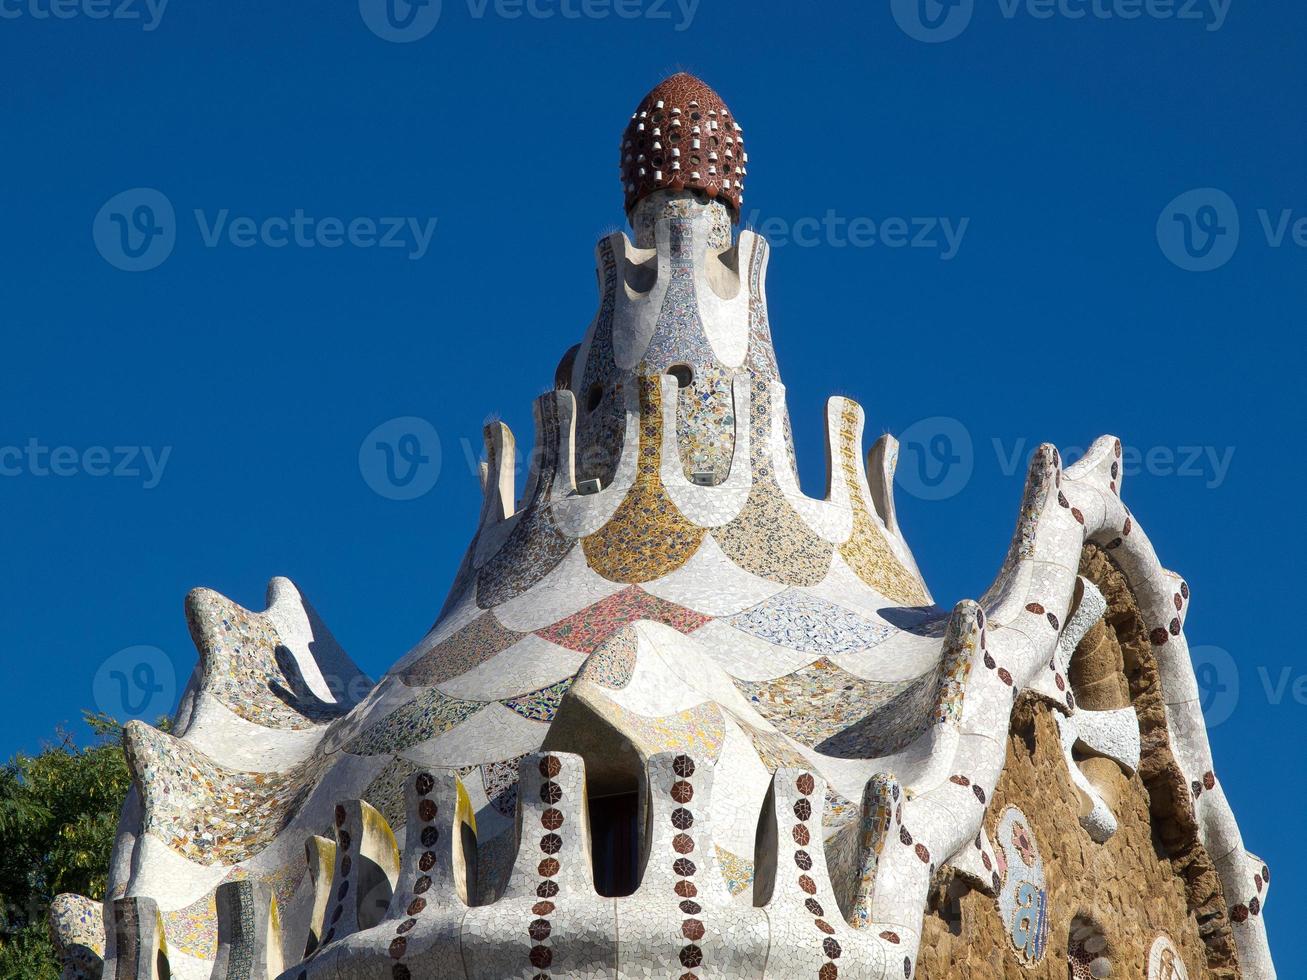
{"left": 53, "top": 73, "right": 1275, "bottom": 980}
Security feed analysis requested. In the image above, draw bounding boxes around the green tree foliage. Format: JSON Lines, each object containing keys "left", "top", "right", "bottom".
{"left": 0, "top": 712, "right": 151, "bottom": 979}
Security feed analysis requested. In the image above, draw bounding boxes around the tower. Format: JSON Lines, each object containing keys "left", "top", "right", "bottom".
{"left": 55, "top": 73, "right": 1274, "bottom": 980}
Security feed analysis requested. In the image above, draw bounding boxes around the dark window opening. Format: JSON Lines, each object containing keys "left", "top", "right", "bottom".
{"left": 589, "top": 791, "right": 641, "bottom": 897}
{"left": 668, "top": 364, "right": 694, "bottom": 389}
{"left": 586, "top": 383, "right": 605, "bottom": 413}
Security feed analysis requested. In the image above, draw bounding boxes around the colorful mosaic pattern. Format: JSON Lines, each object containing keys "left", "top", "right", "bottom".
{"left": 934, "top": 603, "right": 980, "bottom": 726}
{"left": 342, "top": 688, "right": 484, "bottom": 757}
{"left": 187, "top": 589, "right": 335, "bottom": 730}
{"left": 582, "top": 377, "right": 707, "bottom": 583}
{"left": 49, "top": 893, "right": 104, "bottom": 979}
{"left": 727, "top": 588, "right": 893, "bottom": 654}
{"left": 743, "top": 235, "right": 779, "bottom": 378}
{"left": 736, "top": 719, "right": 810, "bottom": 773}
{"left": 503, "top": 678, "right": 573, "bottom": 722}
{"left": 481, "top": 753, "right": 529, "bottom": 818}
{"left": 399, "top": 611, "right": 524, "bottom": 686}
{"left": 361, "top": 755, "right": 419, "bottom": 830}
{"left": 574, "top": 237, "right": 625, "bottom": 486}
{"left": 632, "top": 191, "right": 733, "bottom": 250}
{"left": 90, "top": 72, "right": 1276, "bottom": 980}
{"left": 735, "top": 659, "right": 933, "bottom": 758}
{"left": 715, "top": 845, "right": 755, "bottom": 897}
{"left": 835, "top": 403, "right": 930, "bottom": 606}
{"left": 851, "top": 773, "right": 900, "bottom": 928}
{"left": 996, "top": 806, "right": 1050, "bottom": 965}
{"left": 476, "top": 395, "right": 575, "bottom": 607}
{"left": 127, "top": 722, "right": 328, "bottom": 866}
{"left": 592, "top": 701, "right": 729, "bottom": 763}
{"left": 573, "top": 629, "right": 638, "bottom": 690}
{"left": 712, "top": 381, "right": 832, "bottom": 585}
{"left": 642, "top": 218, "right": 737, "bottom": 483}
{"left": 535, "top": 585, "right": 710, "bottom": 653}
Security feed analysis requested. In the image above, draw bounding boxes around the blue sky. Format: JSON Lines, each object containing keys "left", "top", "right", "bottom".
{"left": 1, "top": 0, "right": 1300, "bottom": 952}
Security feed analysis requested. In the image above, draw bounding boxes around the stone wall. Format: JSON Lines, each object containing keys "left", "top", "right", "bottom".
{"left": 916, "top": 545, "right": 1239, "bottom": 979}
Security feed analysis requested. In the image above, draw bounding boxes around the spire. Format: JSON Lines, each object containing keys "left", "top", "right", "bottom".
{"left": 620, "top": 73, "right": 748, "bottom": 220}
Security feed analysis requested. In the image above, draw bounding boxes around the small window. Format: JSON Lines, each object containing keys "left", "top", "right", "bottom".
{"left": 668, "top": 364, "right": 694, "bottom": 388}
{"left": 590, "top": 792, "right": 640, "bottom": 897}
{"left": 586, "top": 383, "right": 605, "bottom": 412}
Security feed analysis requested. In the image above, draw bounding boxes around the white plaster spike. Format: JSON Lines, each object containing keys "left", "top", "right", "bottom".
{"left": 756, "top": 768, "right": 890, "bottom": 976}
{"left": 767, "top": 385, "right": 852, "bottom": 543}
{"left": 1074, "top": 707, "right": 1141, "bottom": 774}
{"left": 1058, "top": 578, "right": 1108, "bottom": 666}
{"left": 461, "top": 753, "right": 619, "bottom": 978}
{"left": 518, "top": 388, "right": 578, "bottom": 506}
{"left": 319, "top": 800, "right": 401, "bottom": 947}
{"left": 612, "top": 752, "right": 768, "bottom": 974}
{"left": 1063, "top": 432, "right": 1123, "bottom": 493}
{"left": 978, "top": 442, "right": 1080, "bottom": 628}
{"left": 392, "top": 771, "right": 476, "bottom": 911}
{"left": 100, "top": 897, "right": 169, "bottom": 980}
{"left": 1054, "top": 712, "right": 1119, "bottom": 843}
{"left": 866, "top": 434, "right": 903, "bottom": 536}
{"left": 184, "top": 586, "right": 353, "bottom": 735}
{"left": 265, "top": 576, "right": 372, "bottom": 710}
{"left": 329, "top": 772, "right": 477, "bottom": 980}
{"left": 848, "top": 772, "right": 903, "bottom": 930}
{"left": 211, "top": 880, "right": 283, "bottom": 980}
{"left": 302, "top": 835, "right": 337, "bottom": 961}
{"left": 1161, "top": 568, "right": 1192, "bottom": 629}
{"left": 478, "top": 420, "right": 517, "bottom": 528}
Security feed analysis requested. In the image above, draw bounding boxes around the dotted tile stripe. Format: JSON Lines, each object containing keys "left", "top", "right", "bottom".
{"left": 663, "top": 754, "right": 708, "bottom": 978}
{"left": 385, "top": 771, "right": 441, "bottom": 980}
{"left": 527, "top": 754, "right": 567, "bottom": 977}
{"left": 788, "top": 772, "right": 845, "bottom": 979}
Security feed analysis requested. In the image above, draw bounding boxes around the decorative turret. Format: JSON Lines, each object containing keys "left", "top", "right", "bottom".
{"left": 52, "top": 74, "right": 1275, "bottom": 980}
{"left": 621, "top": 73, "right": 747, "bottom": 219}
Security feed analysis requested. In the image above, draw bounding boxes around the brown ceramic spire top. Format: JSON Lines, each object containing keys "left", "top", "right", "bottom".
{"left": 620, "top": 72, "right": 747, "bottom": 221}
